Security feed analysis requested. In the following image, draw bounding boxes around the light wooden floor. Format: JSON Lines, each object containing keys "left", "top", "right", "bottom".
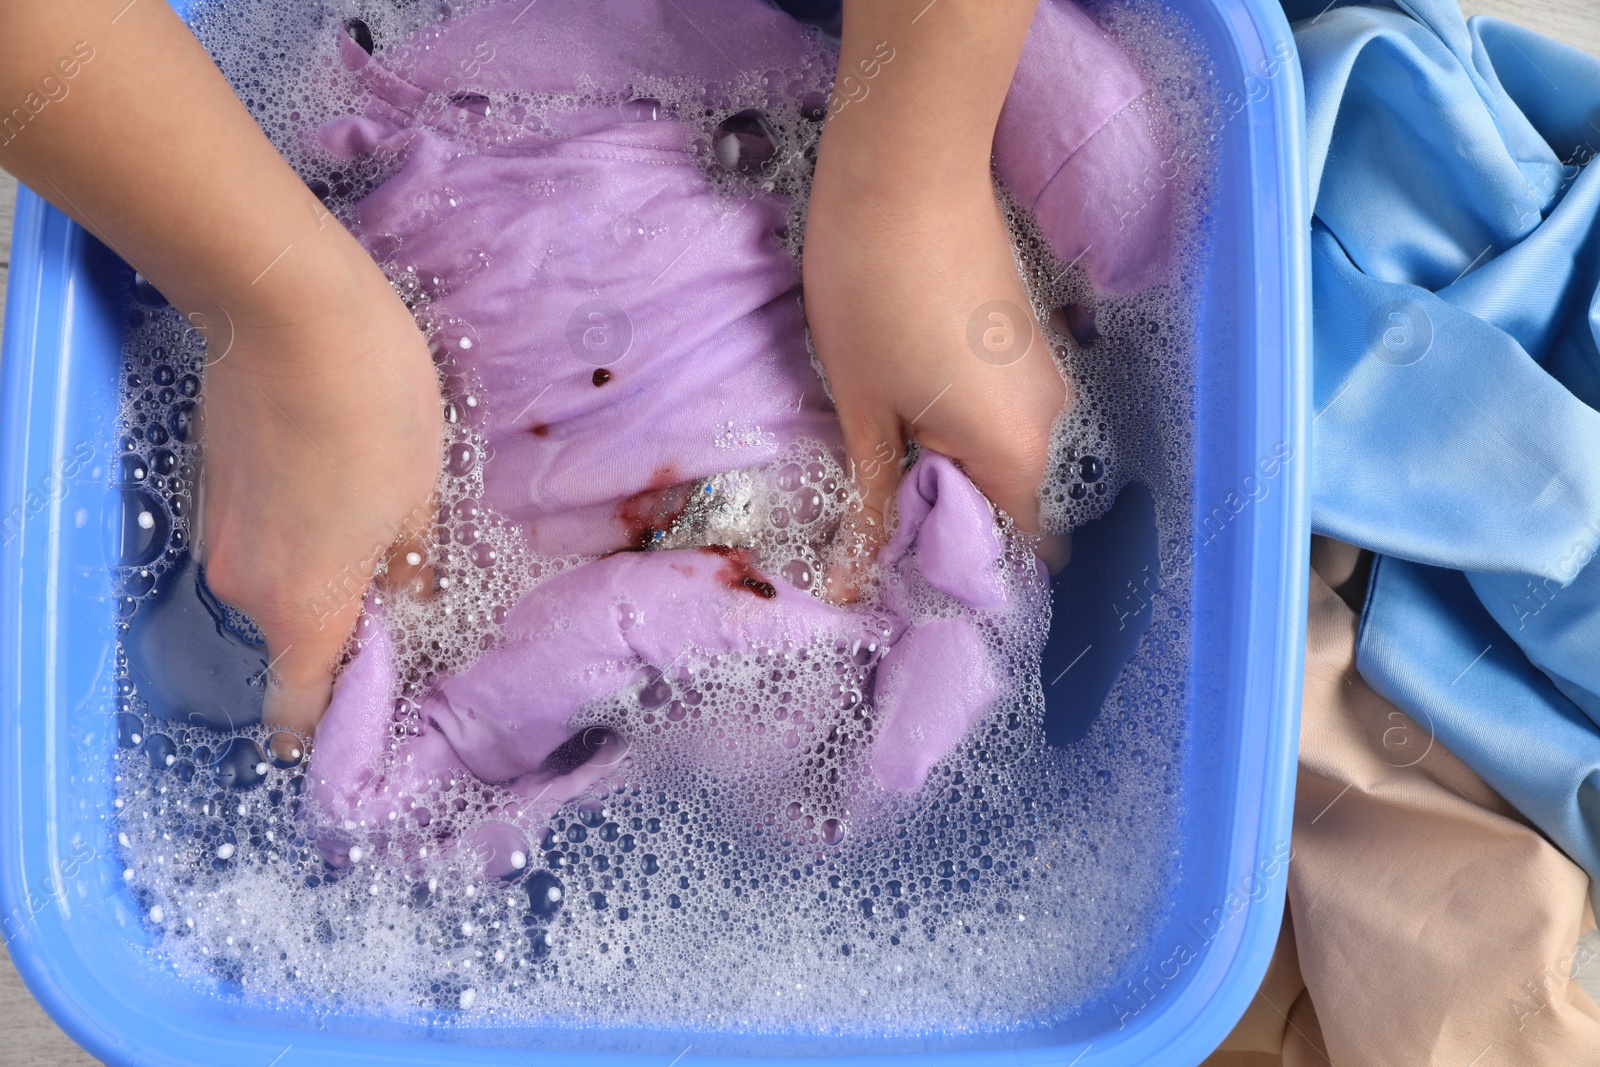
{"left": 1, "top": 1, "right": 1599, "bottom": 1063}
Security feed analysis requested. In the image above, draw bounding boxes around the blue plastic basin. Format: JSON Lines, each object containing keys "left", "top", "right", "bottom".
{"left": 0, "top": 0, "right": 1309, "bottom": 1062}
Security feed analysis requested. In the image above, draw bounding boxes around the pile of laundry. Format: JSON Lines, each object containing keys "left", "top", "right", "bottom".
{"left": 1212, "top": 0, "right": 1600, "bottom": 1061}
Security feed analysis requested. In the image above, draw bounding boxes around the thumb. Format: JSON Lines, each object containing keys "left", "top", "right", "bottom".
{"left": 260, "top": 636, "right": 339, "bottom": 738}
{"left": 938, "top": 414, "right": 1073, "bottom": 572}
{"left": 260, "top": 586, "right": 364, "bottom": 737}
{"left": 825, "top": 410, "right": 907, "bottom": 603}
{"left": 258, "top": 507, "right": 434, "bottom": 736}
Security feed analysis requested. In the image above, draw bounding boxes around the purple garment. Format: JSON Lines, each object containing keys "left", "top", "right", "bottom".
{"left": 314, "top": 456, "right": 1010, "bottom": 843}
{"left": 997, "top": 0, "right": 1174, "bottom": 295}
{"left": 309, "top": 0, "right": 1167, "bottom": 848}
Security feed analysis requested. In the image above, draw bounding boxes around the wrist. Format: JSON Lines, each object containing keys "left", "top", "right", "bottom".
{"left": 814, "top": 109, "right": 995, "bottom": 211}
{"left": 171, "top": 223, "right": 389, "bottom": 354}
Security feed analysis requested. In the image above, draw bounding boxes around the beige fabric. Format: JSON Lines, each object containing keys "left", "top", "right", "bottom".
{"left": 1205, "top": 540, "right": 1600, "bottom": 1066}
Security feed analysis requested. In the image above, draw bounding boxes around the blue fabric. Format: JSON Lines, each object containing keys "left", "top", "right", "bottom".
{"left": 1362, "top": 558, "right": 1600, "bottom": 878}
{"left": 1289, "top": 0, "right": 1600, "bottom": 882}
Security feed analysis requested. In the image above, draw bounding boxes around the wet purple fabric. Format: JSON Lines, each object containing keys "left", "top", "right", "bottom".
{"left": 309, "top": 0, "right": 1169, "bottom": 839}
{"left": 314, "top": 455, "right": 1012, "bottom": 838}
{"left": 997, "top": 0, "right": 1173, "bottom": 295}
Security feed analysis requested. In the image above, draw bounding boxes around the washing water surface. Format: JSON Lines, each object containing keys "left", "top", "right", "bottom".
{"left": 103, "top": 0, "right": 1218, "bottom": 1039}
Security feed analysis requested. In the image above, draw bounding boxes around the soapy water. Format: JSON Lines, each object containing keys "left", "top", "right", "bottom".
{"left": 102, "top": 0, "right": 1215, "bottom": 1038}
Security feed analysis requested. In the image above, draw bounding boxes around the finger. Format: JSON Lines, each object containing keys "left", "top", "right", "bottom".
{"left": 1036, "top": 532, "right": 1072, "bottom": 574}
{"left": 940, "top": 417, "right": 1070, "bottom": 571}
{"left": 260, "top": 637, "right": 339, "bottom": 737}
{"left": 263, "top": 500, "right": 435, "bottom": 735}
{"left": 824, "top": 410, "right": 907, "bottom": 603}
{"left": 966, "top": 454, "right": 1048, "bottom": 534}
{"left": 941, "top": 335, "right": 1069, "bottom": 537}
{"left": 260, "top": 570, "right": 372, "bottom": 736}
{"left": 920, "top": 397, "right": 1047, "bottom": 534}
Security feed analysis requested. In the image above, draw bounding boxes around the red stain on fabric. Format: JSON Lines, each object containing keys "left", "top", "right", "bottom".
{"left": 701, "top": 544, "right": 778, "bottom": 599}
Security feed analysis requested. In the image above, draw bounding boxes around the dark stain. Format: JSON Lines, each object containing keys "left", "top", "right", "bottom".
{"left": 531, "top": 424, "right": 550, "bottom": 437}
{"left": 592, "top": 368, "right": 612, "bottom": 387}
{"left": 617, "top": 467, "right": 690, "bottom": 549}
{"left": 701, "top": 544, "right": 777, "bottom": 599}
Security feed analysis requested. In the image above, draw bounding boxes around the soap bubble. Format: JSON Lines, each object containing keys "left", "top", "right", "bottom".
{"left": 211, "top": 738, "right": 267, "bottom": 791}
{"left": 168, "top": 402, "right": 200, "bottom": 444}
{"left": 525, "top": 870, "right": 564, "bottom": 917}
{"left": 266, "top": 731, "right": 306, "bottom": 768}
{"left": 109, "top": 490, "right": 169, "bottom": 567}
{"left": 117, "top": 454, "right": 148, "bottom": 485}
{"left": 712, "top": 110, "right": 779, "bottom": 176}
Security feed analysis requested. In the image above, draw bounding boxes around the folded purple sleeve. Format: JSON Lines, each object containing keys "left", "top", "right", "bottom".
{"left": 996, "top": 0, "right": 1175, "bottom": 295}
